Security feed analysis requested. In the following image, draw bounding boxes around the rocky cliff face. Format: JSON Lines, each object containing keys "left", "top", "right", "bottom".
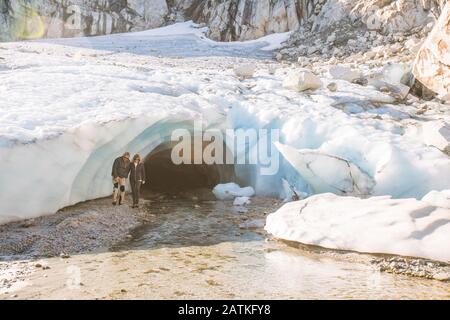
{"left": 278, "top": 0, "right": 445, "bottom": 60}
{"left": 413, "top": 1, "right": 450, "bottom": 100}
{"left": 179, "top": 0, "right": 447, "bottom": 41}
{"left": 1, "top": 0, "right": 446, "bottom": 42}
{"left": 0, "top": 0, "right": 173, "bottom": 41}
{"left": 0, "top": 0, "right": 319, "bottom": 42}
{"left": 179, "top": 0, "right": 319, "bottom": 41}
{"left": 312, "top": 0, "right": 444, "bottom": 34}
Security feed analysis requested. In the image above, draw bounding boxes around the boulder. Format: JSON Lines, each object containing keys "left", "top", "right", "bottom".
{"left": 368, "top": 63, "right": 413, "bottom": 100}
{"left": 234, "top": 63, "right": 256, "bottom": 79}
{"left": 382, "top": 63, "right": 411, "bottom": 86}
{"left": 413, "top": 2, "right": 450, "bottom": 99}
{"left": 327, "top": 82, "right": 338, "bottom": 92}
{"left": 283, "top": 70, "right": 323, "bottom": 92}
{"left": 369, "top": 79, "right": 411, "bottom": 100}
{"left": 328, "top": 65, "right": 361, "bottom": 83}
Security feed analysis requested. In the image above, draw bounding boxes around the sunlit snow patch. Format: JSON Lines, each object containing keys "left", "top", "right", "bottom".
{"left": 265, "top": 191, "right": 450, "bottom": 262}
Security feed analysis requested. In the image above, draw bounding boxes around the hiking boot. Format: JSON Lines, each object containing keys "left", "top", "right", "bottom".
{"left": 112, "top": 201, "right": 117, "bottom": 206}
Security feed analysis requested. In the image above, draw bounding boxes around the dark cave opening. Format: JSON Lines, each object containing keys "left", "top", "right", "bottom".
{"left": 142, "top": 141, "right": 235, "bottom": 193}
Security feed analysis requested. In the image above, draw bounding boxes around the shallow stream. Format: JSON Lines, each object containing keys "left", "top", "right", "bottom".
{"left": 1, "top": 191, "right": 449, "bottom": 299}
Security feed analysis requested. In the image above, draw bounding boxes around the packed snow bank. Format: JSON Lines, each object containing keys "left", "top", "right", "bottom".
{"left": 213, "top": 183, "right": 255, "bottom": 200}
{"left": 265, "top": 192, "right": 450, "bottom": 262}
{"left": 125, "top": 21, "right": 291, "bottom": 51}
{"left": 422, "top": 190, "right": 450, "bottom": 208}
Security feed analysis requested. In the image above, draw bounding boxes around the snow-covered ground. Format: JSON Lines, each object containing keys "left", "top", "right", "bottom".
{"left": 265, "top": 191, "right": 450, "bottom": 262}
{"left": 0, "top": 21, "right": 449, "bottom": 233}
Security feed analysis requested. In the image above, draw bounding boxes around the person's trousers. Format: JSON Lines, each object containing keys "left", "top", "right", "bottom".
{"left": 113, "top": 177, "right": 127, "bottom": 203}
{"left": 130, "top": 181, "right": 142, "bottom": 205}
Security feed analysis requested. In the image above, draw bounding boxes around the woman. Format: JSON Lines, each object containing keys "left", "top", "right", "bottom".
{"left": 129, "top": 154, "right": 146, "bottom": 208}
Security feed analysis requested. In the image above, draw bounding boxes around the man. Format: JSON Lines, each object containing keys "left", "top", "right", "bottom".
{"left": 129, "top": 154, "right": 146, "bottom": 208}
{"left": 112, "top": 152, "right": 131, "bottom": 205}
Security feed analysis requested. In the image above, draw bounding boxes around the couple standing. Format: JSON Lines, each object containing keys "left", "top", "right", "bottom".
{"left": 111, "top": 152, "right": 146, "bottom": 208}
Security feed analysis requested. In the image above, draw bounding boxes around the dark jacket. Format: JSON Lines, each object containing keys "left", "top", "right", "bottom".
{"left": 112, "top": 156, "right": 131, "bottom": 178}
{"left": 129, "top": 162, "right": 146, "bottom": 184}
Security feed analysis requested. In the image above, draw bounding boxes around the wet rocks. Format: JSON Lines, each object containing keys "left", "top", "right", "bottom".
{"left": 34, "top": 262, "right": 50, "bottom": 270}
{"left": 372, "top": 256, "right": 450, "bottom": 281}
{"left": 239, "top": 218, "right": 265, "bottom": 229}
{"left": 59, "top": 252, "right": 70, "bottom": 259}
{"left": 433, "top": 272, "right": 450, "bottom": 281}
{"left": 283, "top": 70, "right": 322, "bottom": 92}
{"left": 0, "top": 198, "right": 142, "bottom": 259}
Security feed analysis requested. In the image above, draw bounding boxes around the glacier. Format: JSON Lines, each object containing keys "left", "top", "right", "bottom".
{"left": 0, "top": 22, "right": 449, "bottom": 226}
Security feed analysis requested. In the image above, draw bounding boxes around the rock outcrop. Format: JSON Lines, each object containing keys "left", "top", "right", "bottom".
{"left": 2, "top": 0, "right": 447, "bottom": 45}
{"left": 313, "top": 0, "right": 442, "bottom": 34}
{"left": 0, "top": 0, "right": 321, "bottom": 42}
{"left": 283, "top": 70, "right": 322, "bottom": 91}
{"left": 277, "top": 0, "right": 445, "bottom": 62}
{"left": 185, "top": 0, "right": 447, "bottom": 42}
{"left": 181, "top": 0, "right": 319, "bottom": 41}
{"left": 413, "top": 1, "right": 450, "bottom": 99}
{"left": 0, "top": 0, "right": 172, "bottom": 41}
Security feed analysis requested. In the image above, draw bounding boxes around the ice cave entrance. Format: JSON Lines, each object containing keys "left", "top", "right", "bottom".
{"left": 143, "top": 141, "right": 235, "bottom": 193}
